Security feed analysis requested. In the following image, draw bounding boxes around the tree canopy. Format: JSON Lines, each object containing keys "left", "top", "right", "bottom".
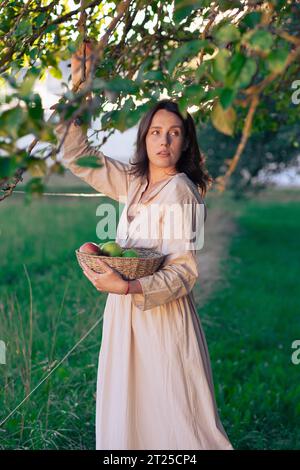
{"left": 0, "top": 0, "right": 299, "bottom": 201}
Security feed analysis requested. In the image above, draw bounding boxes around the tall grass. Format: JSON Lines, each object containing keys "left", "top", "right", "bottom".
{"left": 200, "top": 198, "right": 300, "bottom": 450}
{"left": 0, "top": 195, "right": 119, "bottom": 449}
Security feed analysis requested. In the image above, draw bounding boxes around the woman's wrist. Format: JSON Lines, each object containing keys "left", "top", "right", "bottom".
{"left": 128, "top": 280, "right": 143, "bottom": 294}
{"left": 120, "top": 280, "right": 129, "bottom": 295}
{"left": 120, "top": 279, "right": 143, "bottom": 295}
{"left": 124, "top": 280, "right": 130, "bottom": 295}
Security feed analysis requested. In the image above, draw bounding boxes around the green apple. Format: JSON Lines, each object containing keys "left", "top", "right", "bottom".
{"left": 122, "top": 249, "right": 139, "bottom": 258}
{"left": 101, "top": 241, "right": 123, "bottom": 257}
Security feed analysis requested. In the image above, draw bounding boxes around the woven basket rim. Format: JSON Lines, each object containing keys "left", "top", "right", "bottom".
{"left": 75, "top": 248, "right": 164, "bottom": 260}
{"left": 75, "top": 247, "right": 165, "bottom": 280}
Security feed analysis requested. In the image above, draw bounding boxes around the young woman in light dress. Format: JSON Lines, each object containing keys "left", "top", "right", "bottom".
{"left": 54, "top": 42, "right": 234, "bottom": 451}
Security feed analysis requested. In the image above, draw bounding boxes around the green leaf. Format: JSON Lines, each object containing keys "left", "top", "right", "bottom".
{"left": 266, "top": 47, "right": 289, "bottom": 73}
{"left": 14, "top": 19, "right": 32, "bottom": 37}
{"left": 35, "top": 12, "right": 47, "bottom": 28}
{"left": 27, "top": 94, "right": 44, "bottom": 122}
{"left": 243, "top": 29, "right": 274, "bottom": 53}
{"left": 177, "top": 97, "right": 189, "bottom": 118}
{"left": 242, "top": 11, "right": 262, "bottom": 28}
{"left": 48, "top": 66, "right": 63, "bottom": 79}
{"left": 195, "top": 62, "right": 207, "bottom": 81}
{"left": 105, "top": 77, "right": 139, "bottom": 94}
{"left": 218, "top": 0, "right": 241, "bottom": 11}
{"left": 19, "top": 72, "right": 37, "bottom": 97}
{"left": 44, "top": 24, "right": 57, "bottom": 34}
{"left": 226, "top": 53, "right": 257, "bottom": 89}
{"left": 167, "top": 39, "right": 209, "bottom": 75}
{"left": 213, "top": 23, "right": 241, "bottom": 44}
{"left": 0, "top": 19, "right": 10, "bottom": 33}
{"left": 170, "top": 81, "right": 185, "bottom": 95}
{"left": 0, "top": 106, "right": 25, "bottom": 138}
{"left": 211, "top": 102, "right": 236, "bottom": 136}
{"left": 212, "top": 49, "right": 231, "bottom": 82}
{"left": 101, "top": 111, "right": 114, "bottom": 130}
{"left": 109, "top": 110, "right": 127, "bottom": 132}
{"left": 181, "top": 84, "right": 205, "bottom": 107}
{"left": 219, "top": 88, "right": 237, "bottom": 109}
{"left": 67, "top": 42, "right": 78, "bottom": 54}
{"left": 38, "top": 125, "right": 56, "bottom": 143}
{"left": 204, "top": 89, "right": 220, "bottom": 101}
{"left": 173, "top": 0, "right": 204, "bottom": 24}
{"left": 135, "top": 57, "right": 154, "bottom": 84}
{"left": 124, "top": 102, "right": 152, "bottom": 128}
{"left": 76, "top": 155, "right": 103, "bottom": 168}
{"left": 28, "top": 47, "right": 40, "bottom": 61}
{"left": 0, "top": 156, "right": 18, "bottom": 178}
{"left": 107, "top": 97, "right": 136, "bottom": 132}
{"left": 143, "top": 70, "right": 165, "bottom": 82}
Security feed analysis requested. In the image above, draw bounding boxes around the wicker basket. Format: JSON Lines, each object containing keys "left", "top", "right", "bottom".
{"left": 75, "top": 247, "right": 166, "bottom": 281}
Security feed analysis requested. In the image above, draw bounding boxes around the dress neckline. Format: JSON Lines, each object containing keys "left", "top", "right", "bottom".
{"left": 140, "top": 172, "right": 184, "bottom": 201}
{"left": 126, "top": 173, "right": 184, "bottom": 225}
{"left": 142, "top": 172, "right": 184, "bottom": 189}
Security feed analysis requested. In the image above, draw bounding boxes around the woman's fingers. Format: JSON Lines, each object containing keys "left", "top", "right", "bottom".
{"left": 82, "top": 265, "right": 102, "bottom": 291}
{"left": 83, "top": 263, "right": 99, "bottom": 276}
{"left": 95, "top": 259, "right": 113, "bottom": 272}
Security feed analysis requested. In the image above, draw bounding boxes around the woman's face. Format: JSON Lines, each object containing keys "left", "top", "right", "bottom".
{"left": 145, "top": 109, "right": 185, "bottom": 174}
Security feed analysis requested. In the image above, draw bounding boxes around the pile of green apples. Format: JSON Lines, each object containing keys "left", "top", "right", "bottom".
{"left": 79, "top": 241, "right": 139, "bottom": 258}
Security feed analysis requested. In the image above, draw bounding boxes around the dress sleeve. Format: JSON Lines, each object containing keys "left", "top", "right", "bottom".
{"left": 131, "top": 192, "right": 205, "bottom": 311}
{"left": 54, "top": 120, "right": 131, "bottom": 202}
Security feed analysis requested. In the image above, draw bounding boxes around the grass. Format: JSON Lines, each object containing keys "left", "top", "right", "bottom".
{"left": 200, "top": 195, "right": 300, "bottom": 450}
{"left": 0, "top": 187, "right": 300, "bottom": 449}
{"left": 0, "top": 193, "right": 120, "bottom": 449}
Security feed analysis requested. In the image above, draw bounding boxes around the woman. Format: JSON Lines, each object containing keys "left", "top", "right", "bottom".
{"left": 54, "top": 43, "right": 234, "bottom": 450}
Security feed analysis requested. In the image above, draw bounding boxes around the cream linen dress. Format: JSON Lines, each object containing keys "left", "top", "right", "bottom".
{"left": 55, "top": 120, "right": 234, "bottom": 451}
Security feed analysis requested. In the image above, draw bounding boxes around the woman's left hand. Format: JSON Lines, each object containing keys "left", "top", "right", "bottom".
{"left": 81, "top": 260, "right": 128, "bottom": 295}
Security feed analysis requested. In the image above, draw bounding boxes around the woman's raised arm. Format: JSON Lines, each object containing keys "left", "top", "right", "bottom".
{"left": 54, "top": 41, "right": 131, "bottom": 201}
{"left": 55, "top": 120, "right": 131, "bottom": 202}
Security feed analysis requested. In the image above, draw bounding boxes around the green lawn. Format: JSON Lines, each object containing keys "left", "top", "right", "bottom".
{"left": 0, "top": 189, "right": 299, "bottom": 449}
{"left": 0, "top": 193, "right": 120, "bottom": 449}
{"left": 201, "top": 196, "right": 300, "bottom": 450}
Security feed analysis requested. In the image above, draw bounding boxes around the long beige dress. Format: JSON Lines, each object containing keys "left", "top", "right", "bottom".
{"left": 55, "top": 120, "right": 234, "bottom": 451}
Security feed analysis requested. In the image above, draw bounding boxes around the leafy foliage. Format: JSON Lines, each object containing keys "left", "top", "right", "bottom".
{"left": 0, "top": 0, "right": 299, "bottom": 199}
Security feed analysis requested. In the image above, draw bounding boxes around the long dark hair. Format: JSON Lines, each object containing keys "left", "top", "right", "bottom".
{"left": 128, "top": 99, "right": 213, "bottom": 197}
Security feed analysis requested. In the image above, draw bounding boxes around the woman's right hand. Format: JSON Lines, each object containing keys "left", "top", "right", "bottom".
{"left": 71, "top": 41, "right": 96, "bottom": 90}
